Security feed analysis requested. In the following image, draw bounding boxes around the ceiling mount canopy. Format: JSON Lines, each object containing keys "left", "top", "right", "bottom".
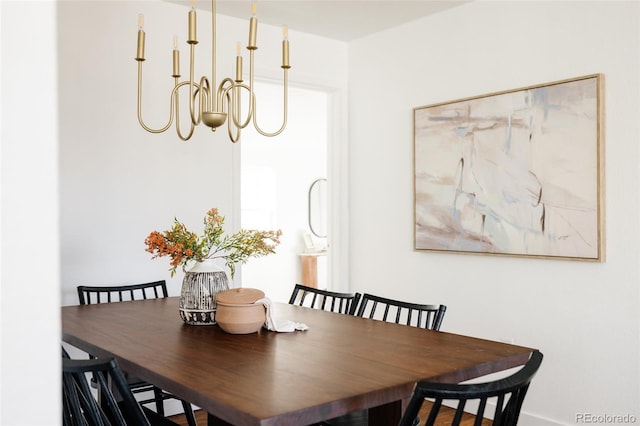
{"left": 135, "top": 0, "right": 290, "bottom": 142}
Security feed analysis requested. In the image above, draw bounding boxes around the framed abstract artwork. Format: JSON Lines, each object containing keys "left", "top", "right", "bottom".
{"left": 414, "top": 74, "right": 604, "bottom": 261}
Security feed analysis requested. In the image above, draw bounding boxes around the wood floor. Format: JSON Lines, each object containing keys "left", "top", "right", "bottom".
{"left": 168, "top": 402, "right": 492, "bottom": 425}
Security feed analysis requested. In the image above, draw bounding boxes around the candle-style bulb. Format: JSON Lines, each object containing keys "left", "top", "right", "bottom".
{"left": 136, "top": 14, "right": 146, "bottom": 61}
{"left": 188, "top": 5, "right": 197, "bottom": 44}
{"left": 190, "top": 0, "right": 196, "bottom": 9}
{"left": 247, "top": 2, "right": 258, "bottom": 50}
{"left": 172, "top": 38, "right": 180, "bottom": 77}
{"left": 282, "top": 25, "right": 288, "bottom": 40}
{"left": 235, "top": 41, "right": 243, "bottom": 82}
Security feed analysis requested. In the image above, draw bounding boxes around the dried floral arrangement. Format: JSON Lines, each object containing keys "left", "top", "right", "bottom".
{"left": 145, "top": 208, "right": 282, "bottom": 278}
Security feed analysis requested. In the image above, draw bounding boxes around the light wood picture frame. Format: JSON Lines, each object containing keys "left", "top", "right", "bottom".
{"left": 414, "top": 74, "right": 605, "bottom": 261}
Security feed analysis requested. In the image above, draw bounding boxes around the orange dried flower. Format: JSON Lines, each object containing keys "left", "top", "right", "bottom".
{"left": 145, "top": 208, "right": 281, "bottom": 278}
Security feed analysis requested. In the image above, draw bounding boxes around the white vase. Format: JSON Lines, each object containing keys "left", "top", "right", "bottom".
{"left": 178, "top": 259, "right": 229, "bottom": 325}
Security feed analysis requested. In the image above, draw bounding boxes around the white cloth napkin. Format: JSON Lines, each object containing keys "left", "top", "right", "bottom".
{"left": 255, "top": 298, "right": 309, "bottom": 332}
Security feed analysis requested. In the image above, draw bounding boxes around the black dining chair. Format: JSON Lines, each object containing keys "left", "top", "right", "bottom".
{"left": 77, "top": 280, "right": 169, "bottom": 304}
{"left": 289, "top": 283, "right": 361, "bottom": 315}
{"left": 399, "top": 350, "right": 544, "bottom": 426}
{"left": 76, "top": 280, "right": 197, "bottom": 426}
{"left": 62, "top": 353, "right": 181, "bottom": 426}
{"left": 355, "top": 293, "right": 446, "bottom": 330}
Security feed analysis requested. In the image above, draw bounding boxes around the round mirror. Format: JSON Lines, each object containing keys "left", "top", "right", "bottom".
{"left": 308, "top": 178, "right": 327, "bottom": 238}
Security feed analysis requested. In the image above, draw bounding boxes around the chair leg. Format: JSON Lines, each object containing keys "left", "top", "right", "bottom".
{"left": 181, "top": 400, "right": 198, "bottom": 426}
{"left": 153, "top": 387, "right": 165, "bottom": 416}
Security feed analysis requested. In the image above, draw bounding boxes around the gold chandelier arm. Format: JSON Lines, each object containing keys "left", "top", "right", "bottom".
{"left": 252, "top": 68, "right": 289, "bottom": 137}
{"left": 216, "top": 78, "right": 233, "bottom": 109}
{"left": 174, "top": 81, "right": 196, "bottom": 141}
{"left": 219, "top": 79, "right": 253, "bottom": 130}
{"left": 227, "top": 130, "right": 241, "bottom": 143}
{"left": 227, "top": 117, "right": 242, "bottom": 143}
{"left": 214, "top": 83, "right": 242, "bottom": 142}
{"left": 223, "top": 86, "right": 242, "bottom": 143}
{"left": 198, "top": 76, "right": 211, "bottom": 124}
{"left": 234, "top": 84, "right": 254, "bottom": 129}
{"left": 188, "top": 44, "right": 202, "bottom": 126}
{"left": 137, "top": 61, "right": 175, "bottom": 133}
{"left": 172, "top": 80, "right": 202, "bottom": 139}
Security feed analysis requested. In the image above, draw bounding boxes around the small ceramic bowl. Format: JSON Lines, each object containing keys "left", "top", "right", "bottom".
{"left": 215, "top": 288, "right": 266, "bottom": 334}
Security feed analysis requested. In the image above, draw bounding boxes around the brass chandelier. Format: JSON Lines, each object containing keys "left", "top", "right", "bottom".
{"left": 135, "top": 0, "right": 290, "bottom": 142}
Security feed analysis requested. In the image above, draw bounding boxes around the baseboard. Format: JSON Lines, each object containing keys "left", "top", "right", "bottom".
{"left": 457, "top": 399, "right": 566, "bottom": 426}
{"left": 516, "top": 409, "right": 567, "bottom": 426}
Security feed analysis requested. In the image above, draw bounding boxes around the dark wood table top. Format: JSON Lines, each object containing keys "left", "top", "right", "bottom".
{"left": 61, "top": 297, "right": 534, "bottom": 426}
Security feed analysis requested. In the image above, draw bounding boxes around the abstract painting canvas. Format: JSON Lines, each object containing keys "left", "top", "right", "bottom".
{"left": 414, "top": 74, "right": 604, "bottom": 261}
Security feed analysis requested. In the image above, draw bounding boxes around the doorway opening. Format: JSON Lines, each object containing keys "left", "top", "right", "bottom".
{"left": 240, "top": 81, "right": 329, "bottom": 303}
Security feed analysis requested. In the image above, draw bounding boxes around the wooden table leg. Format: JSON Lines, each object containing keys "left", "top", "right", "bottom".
{"left": 368, "top": 400, "right": 402, "bottom": 426}
{"left": 207, "top": 412, "right": 233, "bottom": 426}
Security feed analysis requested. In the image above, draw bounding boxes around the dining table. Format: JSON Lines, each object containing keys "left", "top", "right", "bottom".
{"left": 61, "top": 297, "right": 535, "bottom": 426}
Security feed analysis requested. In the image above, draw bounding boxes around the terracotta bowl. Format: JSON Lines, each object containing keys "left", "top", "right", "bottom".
{"left": 215, "top": 288, "right": 266, "bottom": 334}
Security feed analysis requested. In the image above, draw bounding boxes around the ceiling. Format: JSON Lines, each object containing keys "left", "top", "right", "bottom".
{"left": 167, "top": 1, "right": 470, "bottom": 42}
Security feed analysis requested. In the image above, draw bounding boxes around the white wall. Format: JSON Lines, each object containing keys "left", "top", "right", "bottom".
{"left": 1, "top": 1, "right": 60, "bottom": 423}
{"left": 348, "top": 1, "right": 639, "bottom": 425}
